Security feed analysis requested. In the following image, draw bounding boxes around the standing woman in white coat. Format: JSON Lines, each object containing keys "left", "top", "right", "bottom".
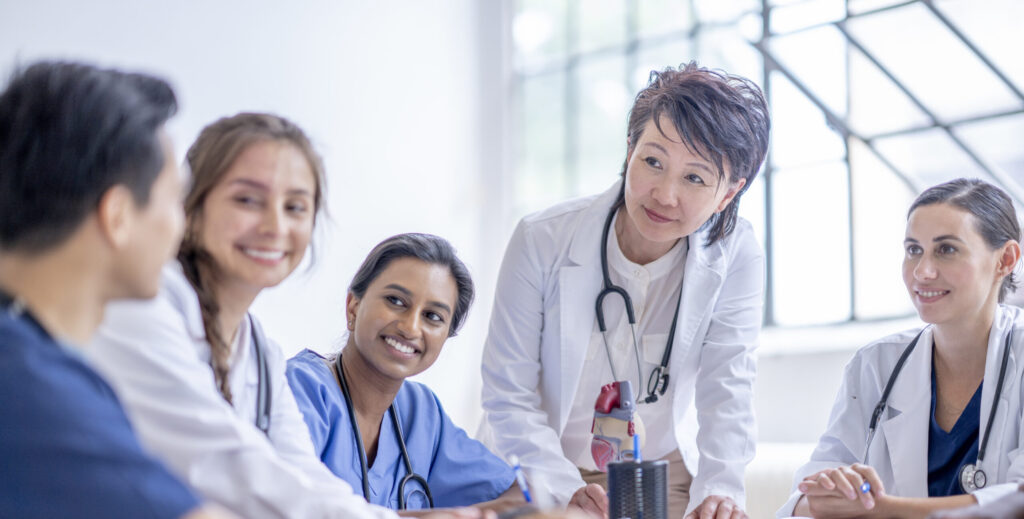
{"left": 87, "top": 114, "right": 471, "bottom": 519}
{"left": 780, "top": 178, "right": 1024, "bottom": 519}
{"left": 480, "top": 62, "right": 771, "bottom": 519}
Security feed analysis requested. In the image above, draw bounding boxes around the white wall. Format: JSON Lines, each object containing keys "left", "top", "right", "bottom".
{"left": 0, "top": 0, "right": 507, "bottom": 430}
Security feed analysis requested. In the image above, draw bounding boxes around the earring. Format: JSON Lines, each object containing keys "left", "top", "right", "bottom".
{"left": 347, "top": 319, "right": 354, "bottom": 330}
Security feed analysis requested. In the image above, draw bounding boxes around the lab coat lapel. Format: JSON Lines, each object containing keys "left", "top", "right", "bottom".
{"left": 557, "top": 182, "right": 620, "bottom": 433}
{"left": 979, "top": 307, "right": 1017, "bottom": 477}
{"left": 668, "top": 230, "right": 723, "bottom": 373}
{"left": 881, "top": 328, "right": 932, "bottom": 497}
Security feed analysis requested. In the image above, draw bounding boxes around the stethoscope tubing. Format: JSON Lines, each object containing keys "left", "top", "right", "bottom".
{"left": 863, "top": 325, "right": 1014, "bottom": 491}
{"left": 335, "top": 354, "right": 433, "bottom": 509}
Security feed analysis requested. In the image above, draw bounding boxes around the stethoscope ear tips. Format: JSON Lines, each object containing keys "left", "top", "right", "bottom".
{"left": 644, "top": 394, "right": 659, "bottom": 404}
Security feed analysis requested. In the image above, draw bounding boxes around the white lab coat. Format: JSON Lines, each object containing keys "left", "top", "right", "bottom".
{"left": 778, "top": 304, "right": 1024, "bottom": 517}
{"left": 478, "top": 181, "right": 764, "bottom": 515}
{"left": 88, "top": 263, "right": 395, "bottom": 519}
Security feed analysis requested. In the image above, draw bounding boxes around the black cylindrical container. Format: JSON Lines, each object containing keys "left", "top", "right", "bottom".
{"left": 607, "top": 460, "right": 668, "bottom": 519}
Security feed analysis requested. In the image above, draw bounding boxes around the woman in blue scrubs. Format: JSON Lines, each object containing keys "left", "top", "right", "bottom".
{"left": 779, "top": 178, "right": 1024, "bottom": 518}
{"left": 287, "top": 233, "right": 521, "bottom": 512}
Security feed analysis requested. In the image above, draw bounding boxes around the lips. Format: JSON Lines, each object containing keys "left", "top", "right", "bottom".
{"left": 239, "top": 246, "right": 287, "bottom": 264}
{"left": 643, "top": 207, "right": 673, "bottom": 224}
{"left": 915, "top": 289, "right": 950, "bottom": 303}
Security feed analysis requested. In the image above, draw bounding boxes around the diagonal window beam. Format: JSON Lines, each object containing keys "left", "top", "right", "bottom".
{"left": 835, "top": 21, "right": 1024, "bottom": 206}
{"left": 920, "top": 0, "right": 1024, "bottom": 103}
{"left": 751, "top": 40, "right": 920, "bottom": 194}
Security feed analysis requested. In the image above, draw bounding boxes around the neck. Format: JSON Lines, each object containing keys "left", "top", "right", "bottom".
{"left": 931, "top": 305, "right": 997, "bottom": 373}
{"left": 615, "top": 206, "right": 678, "bottom": 265}
{"left": 339, "top": 343, "right": 402, "bottom": 419}
{"left": 0, "top": 244, "right": 111, "bottom": 346}
{"left": 211, "top": 277, "right": 261, "bottom": 346}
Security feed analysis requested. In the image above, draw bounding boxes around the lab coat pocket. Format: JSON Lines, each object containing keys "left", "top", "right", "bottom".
{"left": 642, "top": 333, "right": 670, "bottom": 369}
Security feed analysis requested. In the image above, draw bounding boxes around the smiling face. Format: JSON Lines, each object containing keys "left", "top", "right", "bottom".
{"left": 346, "top": 257, "right": 459, "bottom": 383}
{"left": 903, "top": 203, "right": 1009, "bottom": 327}
{"left": 619, "top": 115, "right": 745, "bottom": 262}
{"left": 195, "top": 139, "right": 316, "bottom": 298}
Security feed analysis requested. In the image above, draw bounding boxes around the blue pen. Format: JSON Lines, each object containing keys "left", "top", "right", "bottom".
{"left": 510, "top": 455, "right": 533, "bottom": 503}
{"left": 633, "top": 434, "right": 642, "bottom": 462}
{"left": 860, "top": 481, "right": 871, "bottom": 494}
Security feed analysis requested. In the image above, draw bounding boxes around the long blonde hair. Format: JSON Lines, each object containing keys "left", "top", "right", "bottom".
{"left": 179, "top": 112, "right": 325, "bottom": 403}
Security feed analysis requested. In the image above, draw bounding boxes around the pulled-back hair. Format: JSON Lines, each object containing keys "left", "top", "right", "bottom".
{"left": 179, "top": 112, "right": 325, "bottom": 403}
{"left": 349, "top": 233, "right": 474, "bottom": 338}
{"left": 0, "top": 61, "right": 176, "bottom": 252}
{"left": 617, "top": 61, "right": 770, "bottom": 246}
{"left": 909, "top": 178, "right": 1021, "bottom": 302}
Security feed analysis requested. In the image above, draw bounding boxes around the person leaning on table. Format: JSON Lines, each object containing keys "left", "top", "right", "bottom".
{"left": 479, "top": 61, "right": 770, "bottom": 519}
{"left": 779, "top": 178, "right": 1024, "bottom": 519}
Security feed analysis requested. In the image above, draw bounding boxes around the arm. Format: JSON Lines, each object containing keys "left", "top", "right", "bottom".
{"left": 686, "top": 226, "right": 764, "bottom": 517}
{"left": 480, "top": 220, "right": 587, "bottom": 505}
{"left": 89, "top": 289, "right": 394, "bottom": 519}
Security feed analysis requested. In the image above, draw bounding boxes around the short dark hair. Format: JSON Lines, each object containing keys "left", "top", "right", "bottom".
{"left": 0, "top": 61, "right": 177, "bottom": 253}
{"left": 617, "top": 61, "right": 770, "bottom": 246}
{"left": 349, "top": 233, "right": 475, "bottom": 337}
{"left": 909, "top": 178, "right": 1022, "bottom": 302}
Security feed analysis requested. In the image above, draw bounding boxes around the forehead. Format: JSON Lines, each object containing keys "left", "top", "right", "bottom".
{"left": 906, "top": 203, "right": 980, "bottom": 240}
{"left": 219, "top": 140, "right": 315, "bottom": 191}
{"left": 636, "top": 115, "right": 720, "bottom": 168}
{"left": 369, "top": 258, "right": 457, "bottom": 298}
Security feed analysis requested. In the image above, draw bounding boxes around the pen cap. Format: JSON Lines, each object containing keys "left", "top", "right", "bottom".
{"left": 607, "top": 459, "right": 668, "bottom": 519}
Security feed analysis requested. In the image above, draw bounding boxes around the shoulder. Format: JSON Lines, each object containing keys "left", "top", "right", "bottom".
{"left": 397, "top": 379, "right": 445, "bottom": 412}
{"left": 708, "top": 217, "right": 763, "bottom": 265}
{"left": 286, "top": 349, "right": 333, "bottom": 386}
{"left": 844, "top": 327, "right": 925, "bottom": 383}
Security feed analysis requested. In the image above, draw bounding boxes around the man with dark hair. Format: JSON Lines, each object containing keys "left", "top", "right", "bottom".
{"left": 0, "top": 61, "right": 229, "bottom": 519}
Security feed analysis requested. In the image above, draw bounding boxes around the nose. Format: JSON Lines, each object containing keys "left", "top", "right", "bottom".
{"left": 913, "top": 254, "right": 938, "bottom": 281}
{"left": 259, "top": 204, "right": 286, "bottom": 236}
{"left": 651, "top": 175, "right": 679, "bottom": 207}
{"left": 395, "top": 310, "right": 423, "bottom": 339}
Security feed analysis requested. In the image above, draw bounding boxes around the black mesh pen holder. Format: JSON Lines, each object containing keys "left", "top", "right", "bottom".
{"left": 607, "top": 460, "right": 668, "bottom": 519}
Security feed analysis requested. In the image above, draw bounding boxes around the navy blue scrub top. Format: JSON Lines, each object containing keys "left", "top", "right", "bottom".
{"left": 0, "top": 309, "right": 199, "bottom": 518}
{"left": 927, "top": 368, "right": 983, "bottom": 497}
{"left": 286, "top": 349, "right": 516, "bottom": 509}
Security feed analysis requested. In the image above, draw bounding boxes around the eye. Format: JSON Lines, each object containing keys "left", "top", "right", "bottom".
{"left": 425, "top": 311, "right": 445, "bottom": 324}
{"left": 385, "top": 295, "right": 406, "bottom": 307}
{"left": 684, "top": 173, "right": 705, "bottom": 185}
{"left": 644, "top": 157, "right": 662, "bottom": 169}
{"left": 233, "top": 195, "right": 261, "bottom": 207}
{"left": 286, "top": 200, "right": 309, "bottom": 214}
{"left": 938, "top": 243, "right": 957, "bottom": 255}
{"left": 906, "top": 244, "right": 923, "bottom": 256}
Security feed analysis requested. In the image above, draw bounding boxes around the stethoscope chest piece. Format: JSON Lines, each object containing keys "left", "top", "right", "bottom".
{"left": 959, "top": 463, "right": 987, "bottom": 492}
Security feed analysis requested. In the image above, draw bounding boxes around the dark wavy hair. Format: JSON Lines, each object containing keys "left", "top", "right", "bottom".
{"left": 349, "top": 233, "right": 474, "bottom": 338}
{"left": 615, "top": 61, "right": 770, "bottom": 247}
{"left": 909, "top": 178, "right": 1022, "bottom": 302}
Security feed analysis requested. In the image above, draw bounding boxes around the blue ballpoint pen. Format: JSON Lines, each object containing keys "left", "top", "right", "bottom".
{"left": 510, "top": 455, "right": 533, "bottom": 503}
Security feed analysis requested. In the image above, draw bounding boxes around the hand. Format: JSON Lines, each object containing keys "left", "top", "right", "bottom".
{"left": 683, "top": 495, "right": 747, "bottom": 519}
{"left": 568, "top": 483, "right": 607, "bottom": 519}
{"left": 797, "top": 464, "right": 886, "bottom": 518}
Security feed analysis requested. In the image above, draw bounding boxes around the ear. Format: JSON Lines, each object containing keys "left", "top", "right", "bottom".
{"left": 715, "top": 177, "right": 747, "bottom": 213}
{"left": 95, "top": 185, "right": 135, "bottom": 249}
{"left": 345, "top": 292, "right": 360, "bottom": 331}
{"left": 996, "top": 240, "right": 1021, "bottom": 278}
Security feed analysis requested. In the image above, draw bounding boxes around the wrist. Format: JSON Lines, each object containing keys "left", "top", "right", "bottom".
{"left": 872, "top": 493, "right": 900, "bottom": 517}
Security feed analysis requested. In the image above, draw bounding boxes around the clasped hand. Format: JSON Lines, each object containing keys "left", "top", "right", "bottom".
{"left": 798, "top": 463, "right": 887, "bottom": 518}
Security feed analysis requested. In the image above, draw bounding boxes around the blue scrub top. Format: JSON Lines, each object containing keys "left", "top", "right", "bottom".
{"left": 0, "top": 309, "right": 199, "bottom": 518}
{"left": 287, "top": 349, "right": 516, "bottom": 509}
{"left": 927, "top": 368, "right": 982, "bottom": 497}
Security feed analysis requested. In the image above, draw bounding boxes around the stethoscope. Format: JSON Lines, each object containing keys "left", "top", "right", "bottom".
{"left": 334, "top": 354, "right": 433, "bottom": 509}
{"left": 596, "top": 205, "right": 682, "bottom": 404}
{"left": 863, "top": 326, "right": 1014, "bottom": 493}
{"left": 247, "top": 315, "right": 272, "bottom": 436}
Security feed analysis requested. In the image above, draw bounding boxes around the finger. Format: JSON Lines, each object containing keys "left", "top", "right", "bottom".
{"left": 839, "top": 466, "right": 870, "bottom": 507}
{"left": 851, "top": 463, "right": 887, "bottom": 497}
{"left": 730, "top": 507, "right": 747, "bottom": 519}
{"left": 817, "top": 471, "right": 836, "bottom": 490}
{"left": 829, "top": 468, "right": 857, "bottom": 500}
{"left": 584, "top": 484, "right": 608, "bottom": 513}
{"left": 712, "top": 501, "right": 733, "bottom": 519}
{"left": 701, "top": 499, "right": 719, "bottom": 519}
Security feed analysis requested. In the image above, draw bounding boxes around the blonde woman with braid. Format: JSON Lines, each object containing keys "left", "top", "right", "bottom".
{"left": 88, "top": 113, "right": 479, "bottom": 519}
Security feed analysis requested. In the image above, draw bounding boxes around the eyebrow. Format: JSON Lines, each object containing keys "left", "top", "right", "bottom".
{"left": 903, "top": 235, "right": 965, "bottom": 244}
{"left": 384, "top": 283, "right": 452, "bottom": 314}
{"left": 229, "top": 178, "right": 313, "bottom": 197}
{"left": 640, "top": 143, "right": 713, "bottom": 172}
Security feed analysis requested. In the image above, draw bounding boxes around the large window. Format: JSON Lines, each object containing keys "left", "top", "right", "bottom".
{"left": 509, "top": 0, "right": 1024, "bottom": 327}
